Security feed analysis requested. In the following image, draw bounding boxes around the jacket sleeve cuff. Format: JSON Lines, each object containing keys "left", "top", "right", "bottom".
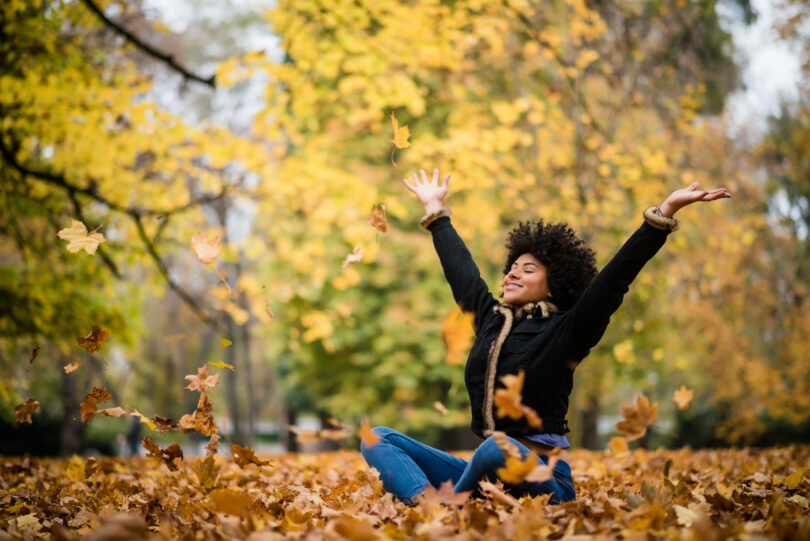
{"left": 420, "top": 207, "right": 452, "bottom": 230}
{"left": 643, "top": 206, "right": 680, "bottom": 232}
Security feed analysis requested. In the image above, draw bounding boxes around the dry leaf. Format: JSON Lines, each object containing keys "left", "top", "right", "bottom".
{"left": 615, "top": 394, "right": 658, "bottom": 441}
{"left": 389, "top": 112, "right": 411, "bottom": 166}
{"left": 185, "top": 365, "right": 221, "bottom": 392}
{"left": 478, "top": 480, "right": 520, "bottom": 507}
{"left": 232, "top": 443, "right": 271, "bottom": 469}
{"left": 142, "top": 436, "right": 183, "bottom": 471}
{"left": 342, "top": 244, "right": 364, "bottom": 268}
{"left": 179, "top": 394, "right": 219, "bottom": 436}
{"left": 205, "top": 434, "right": 221, "bottom": 458}
{"left": 98, "top": 407, "right": 128, "bottom": 418}
{"left": 493, "top": 371, "right": 543, "bottom": 429}
{"left": 417, "top": 480, "right": 471, "bottom": 510}
{"left": 369, "top": 204, "right": 388, "bottom": 233}
{"left": 80, "top": 387, "right": 112, "bottom": 424}
{"left": 191, "top": 232, "right": 221, "bottom": 265}
{"left": 64, "top": 362, "right": 80, "bottom": 374}
{"left": 194, "top": 456, "right": 221, "bottom": 491}
{"left": 150, "top": 415, "right": 177, "bottom": 433}
{"left": 497, "top": 454, "right": 538, "bottom": 484}
{"left": 76, "top": 325, "right": 109, "bottom": 353}
{"left": 360, "top": 420, "right": 381, "bottom": 448}
{"left": 673, "top": 385, "right": 694, "bottom": 409}
{"left": 208, "top": 488, "right": 256, "bottom": 516}
{"left": 525, "top": 455, "right": 560, "bottom": 484}
{"left": 491, "top": 431, "right": 522, "bottom": 459}
{"left": 15, "top": 398, "right": 39, "bottom": 423}
{"left": 209, "top": 361, "right": 234, "bottom": 370}
{"left": 28, "top": 346, "right": 40, "bottom": 365}
{"left": 220, "top": 338, "right": 232, "bottom": 348}
{"left": 129, "top": 409, "right": 158, "bottom": 431}
{"left": 265, "top": 299, "right": 275, "bottom": 318}
{"left": 442, "top": 306, "right": 475, "bottom": 366}
{"left": 288, "top": 426, "right": 322, "bottom": 444}
{"left": 609, "top": 436, "right": 630, "bottom": 455}
{"left": 57, "top": 219, "right": 106, "bottom": 254}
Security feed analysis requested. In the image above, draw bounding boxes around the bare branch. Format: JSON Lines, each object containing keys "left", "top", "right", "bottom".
{"left": 80, "top": 0, "right": 216, "bottom": 88}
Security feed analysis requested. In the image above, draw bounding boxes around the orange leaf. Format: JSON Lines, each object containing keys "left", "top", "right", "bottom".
{"left": 673, "top": 385, "right": 694, "bottom": 409}
{"left": 441, "top": 306, "right": 475, "bottom": 366}
{"left": 493, "top": 371, "right": 543, "bottom": 429}
{"left": 178, "top": 394, "right": 219, "bottom": 436}
{"left": 208, "top": 488, "right": 256, "bottom": 516}
{"left": 80, "top": 387, "right": 112, "bottom": 424}
{"left": 360, "top": 420, "right": 380, "bottom": 448}
{"left": 497, "top": 454, "right": 537, "bottom": 484}
{"left": 191, "top": 232, "right": 221, "bottom": 265}
{"left": 142, "top": 436, "right": 183, "bottom": 471}
{"left": 14, "top": 398, "right": 39, "bottom": 424}
{"left": 615, "top": 394, "right": 658, "bottom": 441}
{"left": 76, "top": 325, "right": 109, "bottom": 353}
{"left": 231, "top": 443, "right": 271, "bottom": 469}
{"left": 369, "top": 204, "right": 388, "bottom": 233}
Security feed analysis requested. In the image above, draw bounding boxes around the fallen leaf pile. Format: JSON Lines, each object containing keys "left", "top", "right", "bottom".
{"left": 0, "top": 446, "right": 808, "bottom": 539}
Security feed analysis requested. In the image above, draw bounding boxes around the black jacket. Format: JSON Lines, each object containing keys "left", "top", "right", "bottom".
{"left": 427, "top": 215, "right": 672, "bottom": 439}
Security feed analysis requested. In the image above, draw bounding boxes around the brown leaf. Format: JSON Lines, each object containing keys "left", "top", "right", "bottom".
{"left": 478, "top": 480, "right": 520, "bottom": 507}
{"left": 205, "top": 434, "right": 221, "bottom": 458}
{"left": 615, "top": 394, "right": 658, "bottom": 441}
{"left": 231, "top": 443, "right": 270, "bottom": 469}
{"left": 433, "top": 401, "right": 449, "bottom": 415}
{"left": 491, "top": 430, "right": 522, "bottom": 459}
{"left": 14, "top": 398, "right": 39, "bottom": 424}
{"left": 76, "top": 325, "right": 109, "bottom": 353}
{"left": 369, "top": 204, "right": 388, "bottom": 233}
{"left": 185, "top": 365, "right": 220, "bottom": 392}
{"left": 328, "top": 513, "right": 382, "bottom": 541}
{"left": 194, "top": 456, "right": 221, "bottom": 491}
{"left": 151, "top": 416, "right": 178, "bottom": 433}
{"left": 208, "top": 488, "right": 256, "bottom": 516}
{"left": 80, "top": 387, "right": 112, "bottom": 424}
{"left": 28, "top": 346, "right": 40, "bottom": 365}
{"left": 142, "top": 436, "right": 183, "bottom": 471}
{"left": 178, "top": 394, "right": 219, "bottom": 436}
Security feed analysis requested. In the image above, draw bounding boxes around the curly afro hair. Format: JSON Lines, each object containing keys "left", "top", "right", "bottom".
{"left": 503, "top": 220, "right": 597, "bottom": 311}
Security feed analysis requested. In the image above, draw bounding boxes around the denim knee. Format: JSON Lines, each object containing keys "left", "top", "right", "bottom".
{"left": 473, "top": 436, "right": 509, "bottom": 469}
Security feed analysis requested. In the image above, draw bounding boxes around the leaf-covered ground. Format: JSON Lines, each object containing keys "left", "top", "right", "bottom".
{"left": 2, "top": 446, "right": 809, "bottom": 540}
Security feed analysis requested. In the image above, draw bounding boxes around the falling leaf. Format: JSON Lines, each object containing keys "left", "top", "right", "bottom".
{"left": 76, "top": 325, "right": 109, "bottom": 353}
{"left": 389, "top": 112, "right": 411, "bottom": 166}
{"left": 80, "top": 387, "right": 112, "bottom": 424}
{"left": 14, "top": 398, "right": 39, "bottom": 423}
{"left": 57, "top": 219, "right": 106, "bottom": 254}
{"left": 673, "top": 385, "right": 694, "bottom": 409}
{"left": 433, "top": 401, "right": 449, "bottom": 415}
{"left": 191, "top": 232, "right": 221, "bottom": 265}
{"left": 288, "top": 426, "right": 322, "bottom": 444}
{"left": 264, "top": 299, "right": 275, "bottom": 318}
{"left": 525, "top": 455, "right": 560, "bottom": 484}
{"left": 491, "top": 430, "right": 522, "bottom": 459}
{"left": 205, "top": 434, "right": 221, "bottom": 458}
{"left": 142, "top": 436, "right": 183, "bottom": 471}
{"left": 442, "top": 306, "right": 475, "bottom": 366}
{"left": 608, "top": 436, "right": 630, "bottom": 455}
{"left": 360, "top": 420, "right": 380, "bottom": 448}
{"left": 63, "top": 362, "right": 80, "bottom": 374}
{"left": 185, "top": 365, "right": 220, "bottom": 392}
{"left": 129, "top": 409, "right": 158, "bottom": 431}
{"left": 478, "top": 480, "right": 520, "bottom": 508}
{"left": 98, "top": 407, "right": 128, "bottom": 418}
{"left": 179, "top": 394, "right": 219, "bottom": 436}
{"left": 231, "top": 443, "right": 271, "bottom": 469}
{"left": 28, "top": 346, "right": 40, "bottom": 365}
{"left": 493, "top": 371, "right": 543, "bottom": 429}
{"left": 615, "top": 394, "right": 658, "bottom": 441}
{"left": 220, "top": 338, "right": 232, "bottom": 348}
{"left": 416, "top": 480, "right": 471, "bottom": 508}
{"left": 150, "top": 416, "right": 177, "bottom": 433}
{"left": 208, "top": 361, "right": 234, "bottom": 370}
{"left": 369, "top": 204, "right": 388, "bottom": 233}
{"left": 341, "top": 244, "right": 364, "bottom": 268}
{"left": 497, "top": 453, "right": 538, "bottom": 484}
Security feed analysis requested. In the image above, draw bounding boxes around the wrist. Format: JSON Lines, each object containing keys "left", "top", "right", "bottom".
{"left": 423, "top": 200, "right": 444, "bottom": 215}
{"left": 658, "top": 202, "right": 676, "bottom": 218}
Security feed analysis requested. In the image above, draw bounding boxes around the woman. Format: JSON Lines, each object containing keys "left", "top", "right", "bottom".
{"left": 361, "top": 169, "right": 731, "bottom": 505}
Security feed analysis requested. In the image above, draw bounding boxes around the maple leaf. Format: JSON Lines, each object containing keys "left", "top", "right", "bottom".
{"left": 194, "top": 456, "right": 221, "bottom": 491}
{"left": 478, "top": 480, "right": 520, "bottom": 507}
{"left": 185, "top": 365, "right": 220, "bottom": 392}
{"left": 608, "top": 436, "right": 630, "bottom": 455}
{"left": 615, "top": 394, "right": 658, "bottom": 441}
{"left": 360, "top": 420, "right": 381, "bottom": 448}
{"left": 231, "top": 443, "right": 271, "bottom": 469}
{"left": 191, "top": 231, "right": 221, "bottom": 265}
{"left": 491, "top": 430, "right": 522, "bottom": 459}
{"left": 63, "top": 361, "right": 80, "bottom": 373}
{"left": 220, "top": 338, "right": 232, "bottom": 348}
{"left": 14, "top": 398, "right": 39, "bottom": 424}
{"left": 389, "top": 112, "right": 411, "bottom": 166}
{"left": 341, "top": 244, "right": 364, "bottom": 268}
{"left": 525, "top": 455, "right": 560, "bottom": 483}
{"left": 142, "top": 436, "right": 183, "bottom": 471}
{"left": 28, "top": 346, "right": 40, "bottom": 365}
{"left": 416, "top": 480, "right": 471, "bottom": 516}
{"left": 493, "top": 371, "right": 543, "bottom": 429}
{"left": 57, "top": 219, "right": 106, "bottom": 254}
{"left": 179, "top": 394, "right": 219, "bottom": 436}
{"left": 369, "top": 204, "right": 388, "bottom": 233}
{"left": 76, "top": 325, "right": 109, "bottom": 353}
{"left": 673, "top": 385, "right": 694, "bottom": 409}
{"left": 441, "top": 306, "right": 475, "bottom": 366}
{"left": 80, "top": 387, "right": 112, "bottom": 424}
{"left": 497, "top": 453, "right": 538, "bottom": 485}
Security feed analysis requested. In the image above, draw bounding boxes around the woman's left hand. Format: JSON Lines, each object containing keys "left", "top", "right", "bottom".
{"left": 658, "top": 182, "right": 731, "bottom": 217}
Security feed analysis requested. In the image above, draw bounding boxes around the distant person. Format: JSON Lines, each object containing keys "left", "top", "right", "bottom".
{"left": 361, "top": 169, "right": 730, "bottom": 504}
{"left": 127, "top": 415, "right": 140, "bottom": 457}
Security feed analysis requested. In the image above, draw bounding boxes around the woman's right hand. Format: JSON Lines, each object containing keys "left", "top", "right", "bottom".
{"left": 403, "top": 169, "right": 451, "bottom": 214}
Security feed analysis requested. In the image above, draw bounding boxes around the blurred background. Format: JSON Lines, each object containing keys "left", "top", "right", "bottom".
{"left": 1, "top": 0, "right": 809, "bottom": 457}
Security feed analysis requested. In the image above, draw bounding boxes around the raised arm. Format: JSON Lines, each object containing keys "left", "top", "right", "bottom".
{"left": 404, "top": 169, "right": 497, "bottom": 325}
{"left": 560, "top": 182, "right": 731, "bottom": 358}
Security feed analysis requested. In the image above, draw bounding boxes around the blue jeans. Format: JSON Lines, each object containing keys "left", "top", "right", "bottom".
{"left": 360, "top": 426, "right": 576, "bottom": 505}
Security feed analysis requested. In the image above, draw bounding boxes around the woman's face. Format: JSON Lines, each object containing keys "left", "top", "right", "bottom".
{"left": 502, "top": 253, "right": 551, "bottom": 305}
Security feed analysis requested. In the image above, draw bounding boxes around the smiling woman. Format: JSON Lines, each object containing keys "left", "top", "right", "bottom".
{"left": 359, "top": 168, "right": 731, "bottom": 506}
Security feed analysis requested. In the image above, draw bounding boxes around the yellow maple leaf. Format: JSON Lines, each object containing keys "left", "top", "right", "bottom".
{"left": 497, "top": 454, "right": 537, "bottom": 485}
{"left": 389, "top": 112, "right": 411, "bottom": 166}
{"left": 57, "top": 219, "right": 105, "bottom": 254}
{"left": 220, "top": 338, "right": 232, "bottom": 348}
{"left": 191, "top": 232, "right": 221, "bottom": 265}
{"left": 441, "top": 306, "right": 475, "bottom": 366}
{"left": 673, "top": 385, "right": 694, "bottom": 409}
{"left": 493, "top": 371, "right": 543, "bottom": 429}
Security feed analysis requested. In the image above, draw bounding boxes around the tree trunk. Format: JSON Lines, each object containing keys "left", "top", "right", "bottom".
{"left": 60, "top": 358, "right": 83, "bottom": 456}
{"left": 225, "top": 316, "right": 244, "bottom": 445}
{"left": 286, "top": 404, "right": 299, "bottom": 453}
{"left": 580, "top": 392, "right": 600, "bottom": 450}
{"left": 239, "top": 287, "right": 257, "bottom": 447}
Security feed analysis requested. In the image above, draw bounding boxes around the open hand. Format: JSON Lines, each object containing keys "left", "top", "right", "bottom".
{"left": 403, "top": 169, "right": 451, "bottom": 214}
{"left": 659, "top": 182, "right": 731, "bottom": 217}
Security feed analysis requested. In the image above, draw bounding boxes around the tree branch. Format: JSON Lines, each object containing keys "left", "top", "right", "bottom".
{"left": 80, "top": 0, "right": 216, "bottom": 88}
